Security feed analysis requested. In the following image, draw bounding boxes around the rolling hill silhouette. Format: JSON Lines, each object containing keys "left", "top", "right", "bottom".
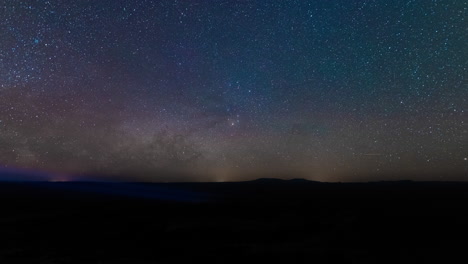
{"left": 0, "top": 178, "right": 467, "bottom": 263}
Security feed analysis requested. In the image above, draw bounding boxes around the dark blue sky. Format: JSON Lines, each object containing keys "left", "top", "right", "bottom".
{"left": 0, "top": 0, "right": 466, "bottom": 181}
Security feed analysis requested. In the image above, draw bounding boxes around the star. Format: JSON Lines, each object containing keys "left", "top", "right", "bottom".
{"left": 0, "top": 0, "right": 464, "bottom": 181}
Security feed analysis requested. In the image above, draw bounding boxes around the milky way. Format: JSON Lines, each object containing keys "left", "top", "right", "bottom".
{"left": 0, "top": 1, "right": 466, "bottom": 181}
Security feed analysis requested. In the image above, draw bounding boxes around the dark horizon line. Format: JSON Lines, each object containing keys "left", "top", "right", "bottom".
{"left": 1, "top": 177, "right": 468, "bottom": 184}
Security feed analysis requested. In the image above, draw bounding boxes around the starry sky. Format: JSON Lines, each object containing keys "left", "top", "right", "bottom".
{"left": 0, "top": 0, "right": 466, "bottom": 182}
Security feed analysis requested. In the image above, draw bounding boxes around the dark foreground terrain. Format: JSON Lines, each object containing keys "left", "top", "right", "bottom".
{"left": 0, "top": 179, "right": 467, "bottom": 263}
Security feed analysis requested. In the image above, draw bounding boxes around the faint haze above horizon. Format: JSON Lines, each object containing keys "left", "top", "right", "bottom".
{"left": 0, "top": 0, "right": 466, "bottom": 182}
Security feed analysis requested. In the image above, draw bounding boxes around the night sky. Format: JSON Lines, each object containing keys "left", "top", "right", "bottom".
{"left": 1, "top": 0, "right": 466, "bottom": 182}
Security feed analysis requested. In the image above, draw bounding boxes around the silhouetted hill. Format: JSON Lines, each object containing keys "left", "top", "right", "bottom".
{"left": 288, "top": 178, "right": 317, "bottom": 183}
{"left": 251, "top": 177, "right": 287, "bottom": 183}
{"left": 0, "top": 180, "right": 467, "bottom": 263}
